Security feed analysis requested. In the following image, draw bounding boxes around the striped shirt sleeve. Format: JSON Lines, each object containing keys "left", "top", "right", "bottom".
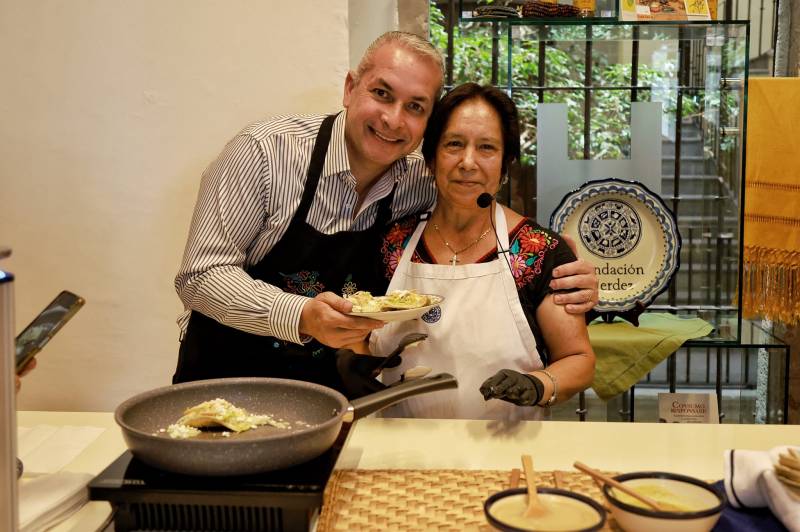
{"left": 174, "top": 132, "right": 308, "bottom": 344}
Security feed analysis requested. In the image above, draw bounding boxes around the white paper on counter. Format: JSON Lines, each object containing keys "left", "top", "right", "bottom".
{"left": 18, "top": 425, "right": 105, "bottom": 476}
{"left": 19, "top": 471, "right": 93, "bottom": 532}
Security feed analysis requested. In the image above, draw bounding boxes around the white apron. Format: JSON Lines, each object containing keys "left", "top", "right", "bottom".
{"left": 371, "top": 207, "right": 545, "bottom": 420}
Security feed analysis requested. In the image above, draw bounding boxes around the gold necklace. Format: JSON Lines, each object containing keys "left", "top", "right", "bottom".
{"left": 432, "top": 222, "right": 492, "bottom": 266}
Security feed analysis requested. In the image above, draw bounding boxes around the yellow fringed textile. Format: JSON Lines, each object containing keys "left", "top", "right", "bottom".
{"left": 742, "top": 78, "right": 800, "bottom": 324}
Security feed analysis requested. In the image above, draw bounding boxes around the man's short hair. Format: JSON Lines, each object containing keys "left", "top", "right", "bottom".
{"left": 354, "top": 31, "right": 445, "bottom": 94}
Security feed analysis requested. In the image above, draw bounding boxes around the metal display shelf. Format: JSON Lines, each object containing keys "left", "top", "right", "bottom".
{"left": 432, "top": 2, "right": 789, "bottom": 423}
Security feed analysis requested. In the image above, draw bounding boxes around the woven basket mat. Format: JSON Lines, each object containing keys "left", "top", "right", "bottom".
{"left": 318, "top": 469, "right": 622, "bottom": 531}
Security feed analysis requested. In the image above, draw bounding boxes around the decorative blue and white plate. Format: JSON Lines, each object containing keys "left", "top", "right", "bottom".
{"left": 550, "top": 179, "right": 681, "bottom": 312}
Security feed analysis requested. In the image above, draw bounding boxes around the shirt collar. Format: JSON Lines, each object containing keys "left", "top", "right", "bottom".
{"left": 322, "top": 110, "right": 410, "bottom": 184}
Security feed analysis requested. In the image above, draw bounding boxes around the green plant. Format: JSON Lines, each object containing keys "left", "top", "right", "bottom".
{"left": 429, "top": 3, "right": 702, "bottom": 165}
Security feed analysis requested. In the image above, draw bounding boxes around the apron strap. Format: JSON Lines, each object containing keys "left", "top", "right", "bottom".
{"left": 493, "top": 206, "right": 539, "bottom": 357}
{"left": 292, "top": 112, "right": 396, "bottom": 231}
{"left": 493, "top": 203, "right": 512, "bottom": 268}
{"left": 395, "top": 213, "right": 428, "bottom": 272}
{"left": 373, "top": 182, "right": 399, "bottom": 228}
{"left": 292, "top": 113, "right": 338, "bottom": 224}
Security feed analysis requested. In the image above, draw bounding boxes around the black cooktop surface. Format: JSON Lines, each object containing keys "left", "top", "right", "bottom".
{"left": 89, "top": 448, "right": 338, "bottom": 496}
{"left": 89, "top": 450, "right": 339, "bottom": 531}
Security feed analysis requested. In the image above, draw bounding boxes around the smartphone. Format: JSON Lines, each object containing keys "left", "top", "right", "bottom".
{"left": 15, "top": 290, "right": 85, "bottom": 374}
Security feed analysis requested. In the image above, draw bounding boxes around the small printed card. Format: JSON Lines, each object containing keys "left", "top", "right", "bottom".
{"left": 620, "top": 0, "right": 711, "bottom": 21}
{"left": 658, "top": 392, "right": 719, "bottom": 423}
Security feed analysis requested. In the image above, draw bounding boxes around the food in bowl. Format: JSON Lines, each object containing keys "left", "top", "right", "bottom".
{"left": 602, "top": 472, "right": 725, "bottom": 532}
{"left": 484, "top": 488, "right": 605, "bottom": 532}
{"left": 612, "top": 483, "right": 701, "bottom": 512}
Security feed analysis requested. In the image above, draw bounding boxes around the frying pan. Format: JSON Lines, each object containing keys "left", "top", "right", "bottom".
{"left": 115, "top": 373, "right": 456, "bottom": 476}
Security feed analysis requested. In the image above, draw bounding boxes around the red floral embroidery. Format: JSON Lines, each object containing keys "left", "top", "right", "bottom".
{"left": 509, "top": 222, "right": 559, "bottom": 289}
{"left": 381, "top": 216, "right": 418, "bottom": 280}
{"left": 509, "top": 253, "right": 529, "bottom": 279}
{"left": 384, "top": 223, "right": 409, "bottom": 247}
{"left": 386, "top": 248, "right": 404, "bottom": 274}
{"left": 519, "top": 227, "right": 549, "bottom": 254}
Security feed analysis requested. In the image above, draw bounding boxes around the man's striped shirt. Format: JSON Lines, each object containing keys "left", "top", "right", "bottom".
{"left": 174, "top": 111, "right": 436, "bottom": 344}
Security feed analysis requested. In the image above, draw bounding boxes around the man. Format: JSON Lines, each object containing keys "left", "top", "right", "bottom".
{"left": 173, "top": 31, "right": 597, "bottom": 393}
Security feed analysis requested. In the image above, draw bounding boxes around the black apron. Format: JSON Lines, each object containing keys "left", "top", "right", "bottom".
{"left": 174, "top": 114, "right": 395, "bottom": 395}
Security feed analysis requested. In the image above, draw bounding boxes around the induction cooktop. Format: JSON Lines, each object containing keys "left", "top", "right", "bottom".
{"left": 88, "top": 448, "right": 338, "bottom": 532}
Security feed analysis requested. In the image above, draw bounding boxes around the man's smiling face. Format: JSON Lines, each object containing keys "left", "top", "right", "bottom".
{"left": 342, "top": 42, "right": 442, "bottom": 182}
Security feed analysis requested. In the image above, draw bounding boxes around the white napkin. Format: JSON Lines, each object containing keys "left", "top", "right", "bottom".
{"left": 18, "top": 471, "right": 93, "bottom": 532}
{"left": 18, "top": 425, "right": 105, "bottom": 476}
{"left": 724, "top": 446, "right": 800, "bottom": 532}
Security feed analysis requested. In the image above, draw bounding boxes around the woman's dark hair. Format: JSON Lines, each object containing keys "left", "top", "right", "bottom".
{"left": 421, "top": 82, "right": 521, "bottom": 176}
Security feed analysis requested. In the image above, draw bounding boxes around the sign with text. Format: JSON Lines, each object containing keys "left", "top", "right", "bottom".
{"left": 620, "top": 0, "right": 711, "bottom": 21}
{"left": 550, "top": 179, "right": 681, "bottom": 313}
{"left": 658, "top": 392, "right": 719, "bottom": 423}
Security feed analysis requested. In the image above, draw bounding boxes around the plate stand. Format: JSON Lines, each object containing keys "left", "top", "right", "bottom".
{"left": 586, "top": 301, "right": 647, "bottom": 327}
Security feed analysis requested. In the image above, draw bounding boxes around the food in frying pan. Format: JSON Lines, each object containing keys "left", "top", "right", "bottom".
{"left": 165, "top": 423, "right": 202, "bottom": 439}
{"left": 346, "top": 290, "right": 433, "bottom": 312}
{"left": 158, "top": 398, "right": 290, "bottom": 439}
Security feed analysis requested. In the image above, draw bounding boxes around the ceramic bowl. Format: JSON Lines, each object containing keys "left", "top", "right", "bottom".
{"left": 484, "top": 487, "right": 606, "bottom": 532}
{"left": 601, "top": 471, "right": 725, "bottom": 532}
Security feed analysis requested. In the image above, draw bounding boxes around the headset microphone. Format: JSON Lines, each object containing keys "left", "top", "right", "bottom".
{"left": 476, "top": 192, "right": 494, "bottom": 208}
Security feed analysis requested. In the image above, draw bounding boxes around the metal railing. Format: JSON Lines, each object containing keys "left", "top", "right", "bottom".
{"left": 725, "top": 0, "right": 779, "bottom": 65}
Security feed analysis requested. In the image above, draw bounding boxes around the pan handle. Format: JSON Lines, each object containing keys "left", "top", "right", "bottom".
{"left": 342, "top": 372, "right": 457, "bottom": 422}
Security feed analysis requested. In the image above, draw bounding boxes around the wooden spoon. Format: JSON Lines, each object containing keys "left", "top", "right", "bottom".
{"left": 573, "top": 461, "right": 665, "bottom": 512}
{"left": 552, "top": 470, "right": 565, "bottom": 489}
{"left": 521, "top": 454, "right": 547, "bottom": 517}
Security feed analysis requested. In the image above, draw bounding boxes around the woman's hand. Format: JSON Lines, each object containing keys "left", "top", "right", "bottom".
{"left": 16, "top": 357, "right": 37, "bottom": 393}
{"left": 298, "top": 292, "right": 384, "bottom": 348}
{"left": 480, "top": 369, "right": 543, "bottom": 406}
{"left": 549, "top": 235, "right": 598, "bottom": 314}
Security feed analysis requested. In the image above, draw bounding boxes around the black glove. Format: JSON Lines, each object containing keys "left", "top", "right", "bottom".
{"left": 479, "top": 369, "right": 544, "bottom": 406}
{"left": 335, "top": 349, "right": 403, "bottom": 399}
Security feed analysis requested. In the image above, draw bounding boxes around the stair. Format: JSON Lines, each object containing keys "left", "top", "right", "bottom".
{"left": 657, "top": 118, "right": 739, "bottom": 310}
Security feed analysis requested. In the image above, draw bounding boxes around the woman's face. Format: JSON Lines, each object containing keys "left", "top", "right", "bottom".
{"left": 433, "top": 98, "right": 504, "bottom": 210}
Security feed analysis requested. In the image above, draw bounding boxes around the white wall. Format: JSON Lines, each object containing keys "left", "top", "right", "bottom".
{"left": 0, "top": 0, "right": 353, "bottom": 411}
{"left": 348, "top": 0, "right": 398, "bottom": 68}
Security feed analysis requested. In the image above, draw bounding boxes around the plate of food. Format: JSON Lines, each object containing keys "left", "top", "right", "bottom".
{"left": 345, "top": 290, "right": 444, "bottom": 322}
{"left": 550, "top": 178, "right": 681, "bottom": 313}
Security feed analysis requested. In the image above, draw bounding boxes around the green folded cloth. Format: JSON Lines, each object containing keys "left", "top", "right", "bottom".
{"left": 588, "top": 313, "right": 714, "bottom": 400}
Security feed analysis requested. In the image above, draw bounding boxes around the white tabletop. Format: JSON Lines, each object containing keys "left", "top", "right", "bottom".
{"left": 17, "top": 411, "right": 126, "bottom": 532}
{"left": 15, "top": 411, "right": 800, "bottom": 531}
{"left": 337, "top": 417, "right": 800, "bottom": 479}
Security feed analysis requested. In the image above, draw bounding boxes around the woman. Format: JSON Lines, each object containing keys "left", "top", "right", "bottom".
{"left": 370, "top": 83, "right": 595, "bottom": 420}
